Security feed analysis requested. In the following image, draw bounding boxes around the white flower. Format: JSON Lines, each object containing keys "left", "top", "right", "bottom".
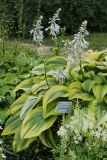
{"left": 57, "top": 126, "right": 67, "bottom": 137}
{"left": 0, "top": 125, "right": 3, "bottom": 130}
{"left": 1, "top": 153, "right": 6, "bottom": 159}
{"left": 53, "top": 69, "right": 69, "bottom": 83}
{"left": 71, "top": 20, "right": 89, "bottom": 59}
{"left": 30, "top": 16, "right": 44, "bottom": 44}
{"left": 45, "top": 8, "right": 61, "bottom": 37}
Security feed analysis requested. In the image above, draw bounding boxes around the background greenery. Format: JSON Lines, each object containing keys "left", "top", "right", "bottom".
{"left": 0, "top": 0, "right": 107, "bottom": 38}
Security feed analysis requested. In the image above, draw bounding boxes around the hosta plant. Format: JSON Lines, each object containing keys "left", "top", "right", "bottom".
{"left": 2, "top": 48, "right": 107, "bottom": 153}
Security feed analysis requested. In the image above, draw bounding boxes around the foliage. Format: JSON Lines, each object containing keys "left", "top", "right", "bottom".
{"left": 2, "top": 48, "right": 107, "bottom": 153}
{"left": 53, "top": 106, "right": 107, "bottom": 160}
{"left": 0, "top": 41, "right": 39, "bottom": 125}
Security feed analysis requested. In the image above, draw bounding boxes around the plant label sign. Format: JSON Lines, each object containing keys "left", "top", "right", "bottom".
{"left": 56, "top": 101, "right": 72, "bottom": 113}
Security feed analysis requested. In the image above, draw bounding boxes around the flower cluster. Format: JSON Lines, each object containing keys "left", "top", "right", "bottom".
{"left": 30, "top": 16, "right": 44, "bottom": 44}
{"left": 45, "top": 8, "right": 61, "bottom": 38}
{"left": 48, "top": 69, "right": 69, "bottom": 83}
{"left": 71, "top": 20, "right": 89, "bottom": 59}
{"left": 56, "top": 107, "right": 107, "bottom": 159}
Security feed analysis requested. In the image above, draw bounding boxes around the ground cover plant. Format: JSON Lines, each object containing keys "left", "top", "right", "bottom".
{"left": 1, "top": 8, "right": 107, "bottom": 160}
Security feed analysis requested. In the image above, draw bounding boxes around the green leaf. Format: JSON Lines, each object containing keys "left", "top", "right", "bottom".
{"left": 46, "top": 56, "right": 67, "bottom": 69}
{"left": 43, "top": 85, "right": 69, "bottom": 113}
{"left": 21, "top": 107, "right": 57, "bottom": 138}
{"left": 10, "top": 94, "right": 29, "bottom": 114}
{"left": 13, "top": 127, "right": 35, "bottom": 152}
{"left": 0, "top": 108, "right": 9, "bottom": 125}
{"left": 32, "top": 78, "right": 57, "bottom": 94}
{"left": 20, "top": 96, "right": 41, "bottom": 120}
{"left": 69, "top": 82, "right": 82, "bottom": 97}
{"left": 39, "top": 129, "right": 56, "bottom": 148}
{"left": 93, "top": 84, "right": 107, "bottom": 101}
{"left": 71, "top": 92, "right": 94, "bottom": 101}
{"left": 82, "top": 79, "right": 95, "bottom": 93}
{"left": 15, "top": 79, "right": 33, "bottom": 92}
{"left": 31, "top": 64, "right": 45, "bottom": 75}
{"left": 2, "top": 115, "right": 21, "bottom": 135}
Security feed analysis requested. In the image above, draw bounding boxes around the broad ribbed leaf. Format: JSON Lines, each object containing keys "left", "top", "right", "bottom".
{"left": 10, "top": 94, "right": 29, "bottom": 114}
{"left": 46, "top": 56, "right": 67, "bottom": 69}
{"left": 21, "top": 107, "right": 57, "bottom": 138}
{"left": 93, "top": 84, "right": 107, "bottom": 101}
{"left": 69, "top": 82, "right": 82, "bottom": 97}
{"left": 43, "top": 85, "right": 69, "bottom": 113}
{"left": 15, "top": 79, "right": 33, "bottom": 92}
{"left": 13, "top": 127, "right": 35, "bottom": 152}
{"left": 31, "top": 64, "right": 45, "bottom": 75}
{"left": 2, "top": 115, "right": 21, "bottom": 135}
{"left": 32, "top": 78, "right": 57, "bottom": 94}
{"left": 71, "top": 93, "right": 94, "bottom": 101}
{"left": 20, "top": 96, "right": 40, "bottom": 120}
{"left": 82, "top": 79, "right": 95, "bottom": 93}
{"left": 39, "top": 129, "right": 56, "bottom": 148}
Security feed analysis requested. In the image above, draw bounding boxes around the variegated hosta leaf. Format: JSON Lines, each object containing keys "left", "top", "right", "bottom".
{"left": 32, "top": 78, "right": 57, "bottom": 94}
{"left": 93, "top": 84, "right": 107, "bottom": 101}
{"left": 2, "top": 115, "right": 21, "bottom": 135}
{"left": 31, "top": 64, "right": 45, "bottom": 76}
{"left": 20, "top": 95, "right": 41, "bottom": 120}
{"left": 69, "top": 82, "right": 82, "bottom": 97}
{"left": 82, "top": 79, "right": 95, "bottom": 93}
{"left": 14, "top": 79, "right": 34, "bottom": 92}
{"left": 13, "top": 126, "right": 35, "bottom": 152}
{"left": 46, "top": 56, "right": 67, "bottom": 69}
{"left": 21, "top": 107, "right": 57, "bottom": 138}
{"left": 43, "top": 85, "right": 69, "bottom": 113}
{"left": 70, "top": 92, "right": 94, "bottom": 101}
{"left": 39, "top": 129, "right": 56, "bottom": 148}
{"left": 10, "top": 94, "right": 29, "bottom": 114}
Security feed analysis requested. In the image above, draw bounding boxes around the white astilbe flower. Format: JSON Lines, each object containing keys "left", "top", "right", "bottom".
{"left": 30, "top": 16, "right": 44, "bottom": 44}
{"left": 57, "top": 126, "right": 67, "bottom": 137}
{"left": 48, "top": 69, "right": 68, "bottom": 83}
{"left": 71, "top": 20, "right": 89, "bottom": 59}
{"left": 45, "top": 8, "right": 61, "bottom": 38}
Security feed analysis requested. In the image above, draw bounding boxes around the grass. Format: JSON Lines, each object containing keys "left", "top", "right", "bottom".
{"left": 44, "top": 32, "right": 107, "bottom": 51}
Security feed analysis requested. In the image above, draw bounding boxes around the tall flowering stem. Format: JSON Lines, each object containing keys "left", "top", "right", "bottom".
{"left": 30, "top": 15, "right": 44, "bottom": 46}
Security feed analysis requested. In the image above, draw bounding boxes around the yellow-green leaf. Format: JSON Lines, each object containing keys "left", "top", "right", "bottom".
{"left": 15, "top": 79, "right": 33, "bottom": 92}
{"left": 39, "top": 129, "right": 56, "bottom": 148}
{"left": 13, "top": 127, "right": 35, "bottom": 152}
{"left": 93, "top": 84, "right": 107, "bottom": 101}
{"left": 2, "top": 115, "right": 21, "bottom": 135}
{"left": 21, "top": 107, "right": 57, "bottom": 138}
{"left": 43, "top": 85, "right": 69, "bottom": 113}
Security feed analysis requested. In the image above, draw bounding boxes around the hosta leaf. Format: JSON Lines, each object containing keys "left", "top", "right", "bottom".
{"left": 20, "top": 96, "right": 41, "bottom": 120}
{"left": 43, "top": 85, "right": 69, "bottom": 113}
{"left": 46, "top": 56, "right": 67, "bottom": 69}
{"left": 21, "top": 107, "right": 57, "bottom": 138}
{"left": 82, "top": 79, "right": 95, "bottom": 93}
{"left": 13, "top": 127, "right": 35, "bottom": 152}
{"left": 10, "top": 94, "right": 29, "bottom": 114}
{"left": 0, "top": 108, "right": 9, "bottom": 125}
{"left": 2, "top": 115, "right": 21, "bottom": 135}
{"left": 31, "top": 64, "right": 45, "bottom": 75}
{"left": 39, "top": 129, "right": 56, "bottom": 148}
{"left": 93, "top": 84, "right": 107, "bottom": 101}
{"left": 69, "top": 82, "right": 82, "bottom": 97}
{"left": 43, "top": 101, "right": 60, "bottom": 118}
{"left": 32, "top": 78, "right": 57, "bottom": 94}
{"left": 71, "top": 92, "right": 94, "bottom": 101}
{"left": 15, "top": 79, "right": 33, "bottom": 92}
